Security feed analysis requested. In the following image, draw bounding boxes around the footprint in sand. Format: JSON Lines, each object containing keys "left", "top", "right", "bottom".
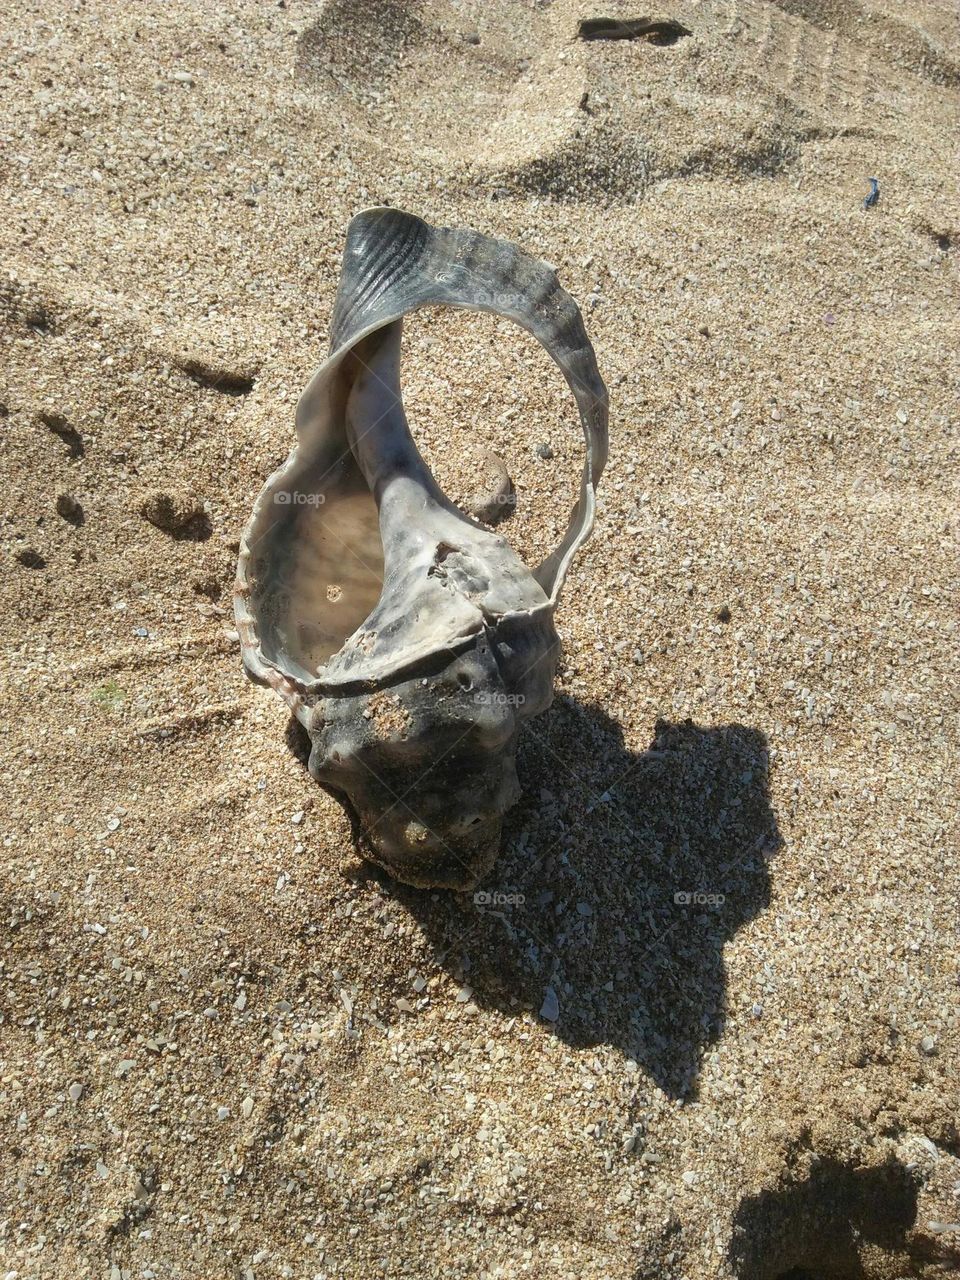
{"left": 293, "top": 0, "right": 958, "bottom": 203}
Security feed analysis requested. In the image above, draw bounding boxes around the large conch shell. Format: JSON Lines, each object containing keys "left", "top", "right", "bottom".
{"left": 235, "top": 208, "right": 608, "bottom": 889}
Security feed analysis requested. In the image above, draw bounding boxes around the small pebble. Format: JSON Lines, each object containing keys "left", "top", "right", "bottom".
{"left": 136, "top": 488, "right": 205, "bottom": 533}
{"left": 540, "top": 987, "right": 559, "bottom": 1021}
{"left": 467, "top": 449, "right": 515, "bottom": 525}
{"left": 56, "top": 493, "right": 83, "bottom": 524}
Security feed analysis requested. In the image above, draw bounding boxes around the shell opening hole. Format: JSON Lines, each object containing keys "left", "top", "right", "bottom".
{"left": 400, "top": 306, "right": 583, "bottom": 569}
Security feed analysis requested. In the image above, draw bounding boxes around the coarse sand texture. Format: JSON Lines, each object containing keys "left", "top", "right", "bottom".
{"left": 0, "top": 2, "right": 958, "bottom": 1278}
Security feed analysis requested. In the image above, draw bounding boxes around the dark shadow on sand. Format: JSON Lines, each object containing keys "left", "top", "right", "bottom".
{"left": 335, "top": 697, "right": 783, "bottom": 1100}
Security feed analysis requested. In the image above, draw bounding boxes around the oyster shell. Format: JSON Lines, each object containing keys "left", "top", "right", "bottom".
{"left": 235, "top": 208, "right": 608, "bottom": 888}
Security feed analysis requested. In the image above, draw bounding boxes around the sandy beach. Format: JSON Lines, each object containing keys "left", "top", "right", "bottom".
{"left": 1, "top": 1, "right": 958, "bottom": 1276}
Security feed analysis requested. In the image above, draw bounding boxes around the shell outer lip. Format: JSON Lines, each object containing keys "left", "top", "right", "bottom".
{"left": 235, "top": 206, "right": 608, "bottom": 705}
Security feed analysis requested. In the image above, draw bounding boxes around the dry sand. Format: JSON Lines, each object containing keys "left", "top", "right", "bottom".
{"left": 1, "top": 0, "right": 959, "bottom": 1276}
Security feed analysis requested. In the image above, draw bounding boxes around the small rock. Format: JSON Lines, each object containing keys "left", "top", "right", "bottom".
{"left": 468, "top": 450, "right": 515, "bottom": 525}
{"left": 56, "top": 493, "right": 84, "bottom": 525}
{"left": 540, "top": 986, "right": 559, "bottom": 1021}
{"left": 136, "top": 488, "right": 205, "bottom": 534}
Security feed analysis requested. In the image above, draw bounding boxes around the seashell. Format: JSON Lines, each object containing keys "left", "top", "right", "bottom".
{"left": 235, "top": 208, "right": 608, "bottom": 889}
